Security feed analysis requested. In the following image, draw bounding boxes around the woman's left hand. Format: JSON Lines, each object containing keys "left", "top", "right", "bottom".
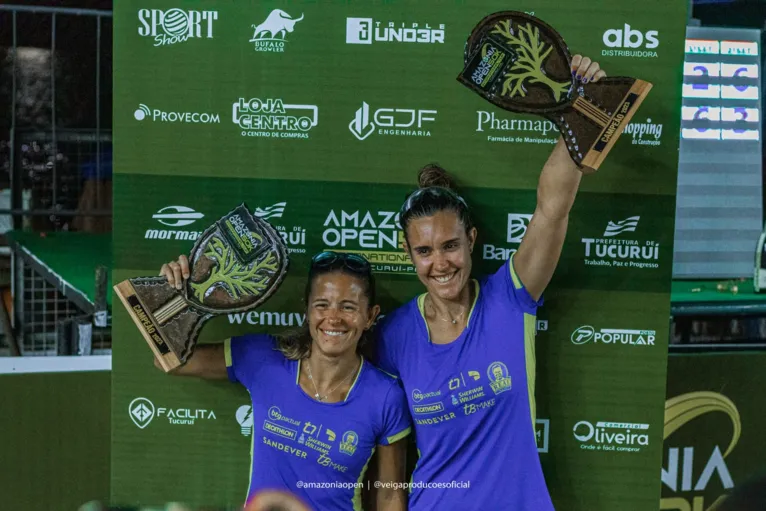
{"left": 571, "top": 55, "right": 606, "bottom": 84}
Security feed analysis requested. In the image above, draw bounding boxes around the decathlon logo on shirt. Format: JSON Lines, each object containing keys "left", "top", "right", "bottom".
{"left": 571, "top": 325, "right": 656, "bottom": 347}
{"left": 137, "top": 8, "right": 218, "bottom": 47}
{"left": 573, "top": 420, "right": 650, "bottom": 453}
{"left": 128, "top": 397, "right": 217, "bottom": 428}
{"left": 346, "top": 18, "right": 444, "bottom": 45}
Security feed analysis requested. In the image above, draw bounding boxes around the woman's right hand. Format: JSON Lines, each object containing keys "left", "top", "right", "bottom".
{"left": 159, "top": 254, "right": 190, "bottom": 290}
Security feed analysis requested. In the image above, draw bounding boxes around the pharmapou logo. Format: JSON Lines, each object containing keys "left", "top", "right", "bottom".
{"left": 137, "top": 8, "right": 218, "bottom": 47}
{"left": 623, "top": 119, "right": 663, "bottom": 146}
{"left": 129, "top": 397, "right": 155, "bottom": 429}
{"left": 134, "top": 104, "right": 220, "bottom": 124}
{"left": 346, "top": 18, "right": 445, "bottom": 45}
{"left": 233, "top": 98, "right": 318, "bottom": 139}
{"left": 601, "top": 24, "right": 659, "bottom": 58}
{"left": 571, "top": 325, "right": 656, "bottom": 347}
{"left": 236, "top": 405, "right": 253, "bottom": 437}
{"left": 573, "top": 420, "right": 650, "bottom": 453}
{"left": 582, "top": 216, "right": 660, "bottom": 269}
{"left": 146, "top": 206, "right": 204, "bottom": 241}
{"left": 253, "top": 202, "right": 287, "bottom": 220}
{"left": 349, "top": 102, "right": 436, "bottom": 140}
{"left": 250, "top": 9, "right": 304, "bottom": 52}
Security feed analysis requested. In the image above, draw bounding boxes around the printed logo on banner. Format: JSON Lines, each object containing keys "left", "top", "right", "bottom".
{"left": 145, "top": 206, "right": 204, "bottom": 241}
{"left": 573, "top": 420, "right": 650, "bottom": 453}
{"left": 236, "top": 405, "right": 253, "bottom": 437}
{"left": 623, "top": 118, "right": 663, "bottom": 146}
{"left": 128, "top": 397, "right": 217, "bottom": 427}
{"left": 483, "top": 213, "right": 533, "bottom": 261}
{"left": 475, "top": 111, "right": 559, "bottom": 145}
{"left": 233, "top": 98, "right": 318, "bottom": 139}
{"left": 137, "top": 8, "right": 218, "bottom": 47}
{"left": 601, "top": 24, "right": 659, "bottom": 58}
{"left": 252, "top": 202, "right": 306, "bottom": 254}
{"left": 228, "top": 310, "right": 306, "bottom": 326}
{"left": 134, "top": 104, "right": 220, "bottom": 124}
{"left": 322, "top": 209, "right": 413, "bottom": 275}
{"left": 571, "top": 325, "right": 656, "bottom": 347}
{"left": 581, "top": 216, "right": 660, "bottom": 269}
{"left": 346, "top": 18, "right": 445, "bottom": 45}
{"left": 349, "top": 102, "right": 437, "bottom": 140}
{"left": 536, "top": 418, "right": 550, "bottom": 453}
{"left": 249, "top": 10, "right": 304, "bottom": 53}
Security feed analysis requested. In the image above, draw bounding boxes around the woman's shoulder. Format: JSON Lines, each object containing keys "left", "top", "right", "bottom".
{"left": 376, "top": 294, "right": 423, "bottom": 333}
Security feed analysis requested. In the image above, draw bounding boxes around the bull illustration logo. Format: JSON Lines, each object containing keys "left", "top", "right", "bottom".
{"left": 250, "top": 9, "right": 304, "bottom": 41}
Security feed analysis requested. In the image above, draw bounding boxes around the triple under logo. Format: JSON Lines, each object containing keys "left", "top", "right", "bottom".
{"left": 349, "top": 102, "right": 437, "bottom": 140}
{"left": 346, "top": 18, "right": 445, "bottom": 45}
{"left": 571, "top": 325, "right": 656, "bottom": 347}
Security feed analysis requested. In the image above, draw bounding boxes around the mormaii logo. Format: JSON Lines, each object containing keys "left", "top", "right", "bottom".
{"left": 346, "top": 18, "right": 444, "bottom": 45}
{"left": 573, "top": 420, "right": 650, "bottom": 453}
{"left": 233, "top": 97, "right": 318, "bottom": 140}
{"left": 134, "top": 104, "right": 220, "bottom": 124}
{"left": 249, "top": 9, "right": 304, "bottom": 53}
{"left": 602, "top": 24, "right": 659, "bottom": 58}
{"left": 571, "top": 325, "right": 656, "bottom": 347}
{"left": 349, "top": 102, "right": 436, "bottom": 140}
{"left": 146, "top": 206, "right": 203, "bottom": 241}
{"left": 137, "top": 8, "right": 218, "bottom": 47}
{"left": 582, "top": 216, "right": 660, "bottom": 269}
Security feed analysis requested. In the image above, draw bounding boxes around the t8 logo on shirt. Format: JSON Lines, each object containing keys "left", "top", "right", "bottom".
{"left": 487, "top": 362, "right": 511, "bottom": 395}
{"left": 339, "top": 431, "right": 359, "bottom": 456}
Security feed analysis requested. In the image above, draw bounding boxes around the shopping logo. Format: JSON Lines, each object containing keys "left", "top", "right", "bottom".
{"left": 233, "top": 97, "right": 318, "bottom": 139}
{"left": 249, "top": 10, "right": 304, "bottom": 52}
{"left": 236, "top": 405, "right": 253, "bottom": 437}
{"left": 573, "top": 420, "right": 650, "bottom": 453}
{"left": 346, "top": 18, "right": 445, "bottom": 45}
{"left": 623, "top": 119, "right": 663, "bottom": 146}
{"left": 129, "top": 397, "right": 155, "bottom": 429}
{"left": 137, "top": 8, "right": 218, "bottom": 47}
{"left": 349, "top": 102, "right": 436, "bottom": 140}
{"left": 603, "top": 216, "right": 640, "bottom": 237}
{"left": 601, "top": 24, "right": 659, "bottom": 58}
{"left": 571, "top": 325, "right": 656, "bottom": 347}
{"left": 133, "top": 104, "right": 220, "bottom": 124}
{"left": 253, "top": 202, "right": 287, "bottom": 220}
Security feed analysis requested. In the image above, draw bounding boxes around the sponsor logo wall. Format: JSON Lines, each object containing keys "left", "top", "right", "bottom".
{"left": 113, "top": 1, "right": 686, "bottom": 509}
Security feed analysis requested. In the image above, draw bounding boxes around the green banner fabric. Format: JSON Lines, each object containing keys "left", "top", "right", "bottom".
{"left": 662, "top": 353, "right": 766, "bottom": 511}
{"left": 112, "top": 1, "right": 687, "bottom": 509}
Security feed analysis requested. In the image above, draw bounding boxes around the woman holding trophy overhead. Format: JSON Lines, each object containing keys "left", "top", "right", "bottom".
{"left": 158, "top": 251, "right": 411, "bottom": 511}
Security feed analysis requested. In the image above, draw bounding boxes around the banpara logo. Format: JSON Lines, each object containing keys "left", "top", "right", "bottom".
{"left": 137, "top": 8, "right": 218, "bottom": 47}
{"left": 233, "top": 98, "right": 318, "bottom": 139}
{"left": 145, "top": 206, "right": 203, "bottom": 241}
{"left": 133, "top": 104, "right": 220, "bottom": 124}
{"left": 349, "top": 102, "right": 437, "bottom": 140}
{"left": 601, "top": 24, "right": 659, "bottom": 58}
{"left": 249, "top": 10, "right": 304, "bottom": 53}
{"left": 581, "top": 216, "right": 660, "bottom": 269}
{"left": 571, "top": 325, "right": 656, "bottom": 347}
{"left": 483, "top": 213, "right": 533, "bottom": 262}
{"left": 573, "top": 420, "right": 650, "bottom": 453}
{"left": 346, "top": 18, "right": 444, "bottom": 45}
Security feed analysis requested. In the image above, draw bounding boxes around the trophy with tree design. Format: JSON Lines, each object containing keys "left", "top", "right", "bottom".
{"left": 114, "top": 204, "right": 289, "bottom": 372}
{"left": 457, "top": 11, "right": 652, "bottom": 172}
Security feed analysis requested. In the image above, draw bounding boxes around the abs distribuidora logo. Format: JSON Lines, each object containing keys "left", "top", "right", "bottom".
{"left": 137, "top": 8, "right": 218, "bottom": 47}
{"left": 571, "top": 325, "right": 656, "bottom": 347}
{"left": 573, "top": 420, "right": 650, "bottom": 453}
{"left": 346, "top": 18, "right": 444, "bottom": 45}
{"left": 581, "top": 215, "right": 660, "bottom": 269}
{"left": 145, "top": 205, "right": 204, "bottom": 241}
{"left": 233, "top": 98, "right": 318, "bottom": 139}
{"left": 601, "top": 24, "right": 659, "bottom": 58}
{"left": 249, "top": 9, "right": 304, "bottom": 53}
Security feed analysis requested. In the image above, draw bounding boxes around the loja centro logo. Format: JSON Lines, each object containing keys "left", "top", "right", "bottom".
{"left": 346, "top": 18, "right": 444, "bottom": 45}
{"left": 134, "top": 104, "right": 220, "bottom": 124}
{"left": 128, "top": 397, "right": 217, "bottom": 428}
{"left": 249, "top": 10, "right": 304, "bottom": 53}
{"left": 349, "top": 102, "right": 436, "bottom": 140}
{"left": 601, "top": 24, "right": 659, "bottom": 58}
{"left": 573, "top": 420, "right": 650, "bottom": 453}
{"left": 233, "top": 98, "right": 318, "bottom": 139}
{"left": 581, "top": 216, "right": 660, "bottom": 269}
{"left": 252, "top": 202, "right": 306, "bottom": 254}
{"left": 145, "top": 206, "right": 204, "bottom": 241}
{"left": 138, "top": 8, "right": 218, "bottom": 47}
{"left": 571, "top": 325, "right": 656, "bottom": 347}
{"left": 483, "top": 213, "right": 533, "bottom": 261}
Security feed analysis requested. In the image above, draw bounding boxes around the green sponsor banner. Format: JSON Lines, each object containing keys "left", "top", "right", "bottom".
{"left": 662, "top": 353, "right": 766, "bottom": 511}
{"left": 113, "top": 0, "right": 687, "bottom": 509}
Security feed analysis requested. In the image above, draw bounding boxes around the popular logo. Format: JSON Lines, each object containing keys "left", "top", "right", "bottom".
{"left": 601, "top": 24, "right": 659, "bottom": 58}
{"left": 339, "top": 431, "right": 358, "bottom": 456}
{"left": 236, "top": 405, "right": 253, "bottom": 436}
{"left": 582, "top": 216, "right": 660, "bottom": 269}
{"left": 487, "top": 362, "right": 512, "bottom": 395}
{"left": 570, "top": 325, "right": 655, "bottom": 347}
{"left": 349, "top": 102, "right": 437, "bottom": 140}
{"left": 134, "top": 104, "right": 220, "bottom": 124}
{"left": 129, "top": 397, "right": 155, "bottom": 429}
{"left": 233, "top": 98, "right": 318, "bottom": 139}
{"left": 137, "top": 8, "right": 218, "bottom": 47}
{"left": 250, "top": 10, "right": 304, "bottom": 52}
{"left": 346, "top": 18, "right": 444, "bottom": 45}
{"left": 573, "top": 420, "right": 650, "bottom": 452}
